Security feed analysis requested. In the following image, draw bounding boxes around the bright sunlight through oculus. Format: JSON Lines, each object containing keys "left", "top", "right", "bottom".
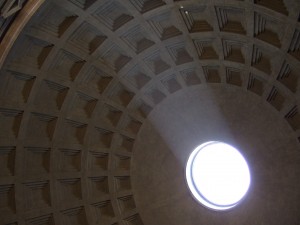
{"left": 186, "top": 141, "right": 251, "bottom": 211}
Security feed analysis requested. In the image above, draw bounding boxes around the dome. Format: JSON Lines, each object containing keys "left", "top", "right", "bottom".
{"left": 0, "top": 0, "right": 300, "bottom": 225}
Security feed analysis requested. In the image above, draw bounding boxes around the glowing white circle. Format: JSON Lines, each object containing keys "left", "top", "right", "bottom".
{"left": 186, "top": 141, "right": 251, "bottom": 211}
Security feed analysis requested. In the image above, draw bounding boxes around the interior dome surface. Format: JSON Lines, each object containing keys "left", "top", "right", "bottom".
{"left": 1, "top": 1, "right": 300, "bottom": 225}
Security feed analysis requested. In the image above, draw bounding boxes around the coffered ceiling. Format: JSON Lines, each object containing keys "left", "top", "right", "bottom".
{"left": 1, "top": 0, "right": 300, "bottom": 225}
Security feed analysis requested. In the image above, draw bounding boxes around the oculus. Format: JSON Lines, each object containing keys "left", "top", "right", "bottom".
{"left": 185, "top": 141, "right": 251, "bottom": 211}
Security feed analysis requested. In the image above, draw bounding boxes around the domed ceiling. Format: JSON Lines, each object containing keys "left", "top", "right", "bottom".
{"left": 1, "top": 0, "right": 300, "bottom": 225}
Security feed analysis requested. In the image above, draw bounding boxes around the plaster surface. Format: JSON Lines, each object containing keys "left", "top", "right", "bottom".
{"left": 132, "top": 85, "right": 300, "bottom": 225}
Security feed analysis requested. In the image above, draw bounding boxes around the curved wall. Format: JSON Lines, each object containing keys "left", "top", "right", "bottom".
{"left": 0, "top": 0, "right": 300, "bottom": 225}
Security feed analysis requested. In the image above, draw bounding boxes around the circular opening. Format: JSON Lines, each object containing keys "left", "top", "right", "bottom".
{"left": 186, "top": 141, "right": 251, "bottom": 211}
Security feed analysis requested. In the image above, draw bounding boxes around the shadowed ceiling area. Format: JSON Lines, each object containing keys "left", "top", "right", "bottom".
{"left": 1, "top": 0, "right": 300, "bottom": 225}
